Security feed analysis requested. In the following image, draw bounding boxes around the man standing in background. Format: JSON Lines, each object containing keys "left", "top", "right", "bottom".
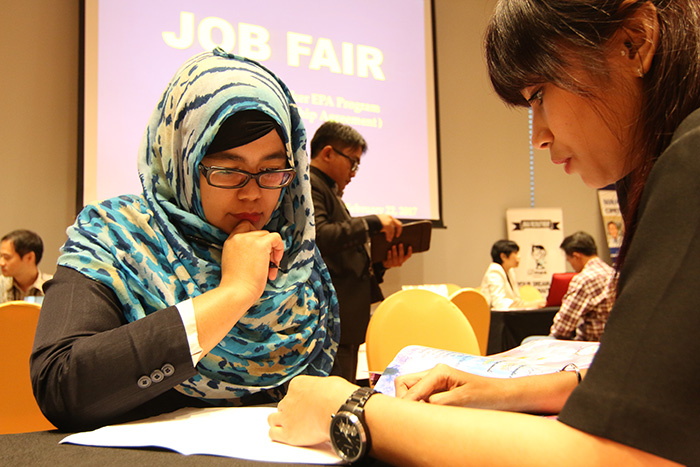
{"left": 0, "top": 229, "right": 53, "bottom": 303}
{"left": 309, "top": 121, "right": 411, "bottom": 382}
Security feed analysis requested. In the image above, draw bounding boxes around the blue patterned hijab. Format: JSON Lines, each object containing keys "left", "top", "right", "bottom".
{"left": 59, "top": 49, "right": 339, "bottom": 404}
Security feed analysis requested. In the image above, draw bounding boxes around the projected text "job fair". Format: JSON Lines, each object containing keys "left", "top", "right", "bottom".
{"left": 163, "top": 12, "right": 386, "bottom": 80}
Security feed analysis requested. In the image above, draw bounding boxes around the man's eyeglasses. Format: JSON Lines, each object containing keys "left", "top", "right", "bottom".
{"left": 332, "top": 147, "right": 360, "bottom": 173}
{"left": 198, "top": 163, "right": 296, "bottom": 189}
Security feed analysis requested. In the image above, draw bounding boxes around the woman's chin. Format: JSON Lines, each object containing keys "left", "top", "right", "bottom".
{"left": 580, "top": 173, "right": 615, "bottom": 189}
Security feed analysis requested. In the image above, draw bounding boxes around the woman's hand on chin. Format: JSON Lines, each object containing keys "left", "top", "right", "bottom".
{"left": 219, "top": 221, "right": 285, "bottom": 303}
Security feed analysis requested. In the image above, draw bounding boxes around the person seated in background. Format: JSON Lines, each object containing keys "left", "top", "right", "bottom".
{"left": 550, "top": 231, "right": 615, "bottom": 341}
{"left": 268, "top": 0, "right": 700, "bottom": 464}
{"left": 309, "top": 121, "right": 412, "bottom": 383}
{"left": 0, "top": 229, "right": 52, "bottom": 303}
{"left": 30, "top": 49, "right": 339, "bottom": 432}
{"left": 479, "top": 239, "right": 544, "bottom": 309}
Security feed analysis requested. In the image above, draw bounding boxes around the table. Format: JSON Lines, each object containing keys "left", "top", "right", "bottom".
{"left": 0, "top": 430, "right": 393, "bottom": 466}
{"left": 486, "top": 306, "right": 559, "bottom": 355}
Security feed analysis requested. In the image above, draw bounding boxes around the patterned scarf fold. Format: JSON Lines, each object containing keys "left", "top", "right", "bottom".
{"left": 59, "top": 49, "right": 339, "bottom": 404}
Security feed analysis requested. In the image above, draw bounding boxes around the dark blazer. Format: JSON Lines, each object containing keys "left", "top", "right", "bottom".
{"left": 30, "top": 267, "right": 297, "bottom": 432}
{"left": 310, "top": 166, "right": 385, "bottom": 345}
{"left": 30, "top": 267, "right": 210, "bottom": 431}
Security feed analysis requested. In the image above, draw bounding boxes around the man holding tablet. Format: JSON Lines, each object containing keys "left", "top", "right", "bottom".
{"left": 309, "top": 121, "right": 411, "bottom": 382}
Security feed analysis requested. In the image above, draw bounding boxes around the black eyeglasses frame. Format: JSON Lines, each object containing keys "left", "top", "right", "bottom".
{"left": 198, "top": 163, "right": 296, "bottom": 189}
{"left": 331, "top": 147, "right": 360, "bottom": 173}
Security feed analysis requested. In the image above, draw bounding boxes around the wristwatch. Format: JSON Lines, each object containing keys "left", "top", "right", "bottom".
{"left": 330, "top": 387, "right": 378, "bottom": 463}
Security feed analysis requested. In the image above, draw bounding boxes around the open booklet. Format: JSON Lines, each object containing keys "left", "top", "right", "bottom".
{"left": 374, "top": 339, "right": 599, "bottom": 396}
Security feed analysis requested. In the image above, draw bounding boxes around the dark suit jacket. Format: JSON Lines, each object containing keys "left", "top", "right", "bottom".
{"left": 30, "top": 267, "right": 214, "bottom": 431}
{"left": 310, "top": 166, "right": 385, "bottom": 345}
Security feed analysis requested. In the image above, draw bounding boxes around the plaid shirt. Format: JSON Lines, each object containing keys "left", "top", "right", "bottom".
{"left": 0, "top": 270, "right": 53, "bottom": 303}
{"left": 550, "top": 257, "right": 615, "bottom": 341}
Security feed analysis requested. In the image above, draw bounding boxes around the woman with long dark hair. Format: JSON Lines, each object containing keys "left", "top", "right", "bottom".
{"left": 268, "top": 1, "right": 700, "bottom": 464}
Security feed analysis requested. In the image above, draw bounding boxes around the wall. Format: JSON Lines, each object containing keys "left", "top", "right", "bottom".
{"left": 380, "top": 0, "right": 607, "bottom": 295}
{"left": 0, "top": 0, "right": 608, "bottom": 288}
{"left": 0, "top": 0, "right": 79, "bottom": 271}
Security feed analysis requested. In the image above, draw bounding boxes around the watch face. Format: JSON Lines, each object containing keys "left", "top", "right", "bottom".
{"left": 330, "top": 412, "right": 367, "bottom": 463}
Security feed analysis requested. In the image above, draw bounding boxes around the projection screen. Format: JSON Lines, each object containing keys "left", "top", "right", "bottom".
{"left": 82, "top": 0, "right": 442, "bottom": 223}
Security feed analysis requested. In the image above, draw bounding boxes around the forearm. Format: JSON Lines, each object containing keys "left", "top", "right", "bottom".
{"left": 398, "top": 365, "right": 581, "bottom": 414}
{"left": 314, "top": 218, "right": 369, "bottom": 254}
{"left": 550, "top": 303, "right": 579, "bottom": 338}
{"left": 32, "top": 308, "right": 197, "bottom": 430}
{"left": 31, "top": 267, "right": 197, "bottom": 430}
{"left": 499, "top": 371, "right": 582, "bottom": 414}
{"left": 365, "top": 395, "right": 677, "bottom": 466}
{"left": 191, "top": 286, "right": 256, "bottom": 355}
{"left": 271, "top": 375, "right": 676, "bottom": 466}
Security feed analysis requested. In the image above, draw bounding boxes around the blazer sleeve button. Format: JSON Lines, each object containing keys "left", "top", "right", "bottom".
{"left": 137, "top": 375, "right": 152, "bottom": 389}
{"left": 150, "top": 369, "right": 165, "bottom": 383}
{"left": 161, "top": 363, "right": 175, "bottom": 377}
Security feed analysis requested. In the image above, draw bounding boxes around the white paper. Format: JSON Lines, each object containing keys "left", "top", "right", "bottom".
{"left": 60, "top": 406, "right": 341, "bottom": 464}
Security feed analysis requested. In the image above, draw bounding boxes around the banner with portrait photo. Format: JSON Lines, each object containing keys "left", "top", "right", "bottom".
{"left": 506, "top": 208, "right": 566, "bottom": 296}
{"left": 597, "top": 188, "right": 623, "bottom": 261}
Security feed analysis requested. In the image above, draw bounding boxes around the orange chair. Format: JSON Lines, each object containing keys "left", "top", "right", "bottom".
{"left": 449, "top": 288, "right": 491, "bottom": 355}
{"left": 0, "top": 301, "right": 56, "bottom": 434}
{"left": 365, "top": 289, "right": 480, "bottom": 374}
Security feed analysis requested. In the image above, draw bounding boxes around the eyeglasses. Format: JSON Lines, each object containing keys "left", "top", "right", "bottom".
{"left": 198, "top": 163, "right": 296, "bottom": 189}
{"left": 332, "top": 147, "right": 360, "bottom": 173}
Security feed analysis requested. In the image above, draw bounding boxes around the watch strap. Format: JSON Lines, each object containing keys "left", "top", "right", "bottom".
{"left": 332, "top": 387, "right": 378, "bottom": 462}
{"left": 339, "top": 386, "right": 377, "bottom": 415}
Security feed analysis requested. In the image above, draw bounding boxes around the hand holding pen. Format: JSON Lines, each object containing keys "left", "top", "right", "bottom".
{"left": 214, "top": 221, "right": 285, "bottom": 306}
{"left": 188, "top": 221, "right": 283, "bottom": 283}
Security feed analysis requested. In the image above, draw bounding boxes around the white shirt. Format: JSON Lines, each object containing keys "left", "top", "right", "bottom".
{"left": 176, "top": 299, "right": 203, "bottom": 365}
{"left": 479, "top": 262, "right": 522, "bottom": 309}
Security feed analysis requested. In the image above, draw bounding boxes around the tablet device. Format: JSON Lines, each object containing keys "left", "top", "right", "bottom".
{"left": 370, "top": 220, "right": 432, "bottom": 263}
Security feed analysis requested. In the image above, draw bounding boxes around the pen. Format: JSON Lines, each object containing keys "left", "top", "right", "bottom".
{"left": 187, "top": 235, "right": 280, "bottom": 271}
{"left": 186, "top": 235, "right": 223, "bottom": 251}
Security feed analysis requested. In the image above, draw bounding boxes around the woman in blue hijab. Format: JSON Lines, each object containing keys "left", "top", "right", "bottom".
{"left": 30, "top": 49, "right": 339, "bottom": 431}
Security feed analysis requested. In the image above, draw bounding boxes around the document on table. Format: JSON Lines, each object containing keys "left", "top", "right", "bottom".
{"left": 374, "top": 340, "right": 599, "bottom": 396}
{"left": 60, "top": 406, "right": 342, "bottom": 464}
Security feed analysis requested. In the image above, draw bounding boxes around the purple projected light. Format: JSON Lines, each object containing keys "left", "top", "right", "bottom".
{"left": 87, "top": 0, "right": 439, "bottom": 221}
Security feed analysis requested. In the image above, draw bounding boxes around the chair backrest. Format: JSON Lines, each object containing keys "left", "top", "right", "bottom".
{"left": 448, "top": 288, "right": 491, "bottom": 356}
{"left": 0, "top": 301, "right": 56, "bottom": 434}
{"left": 546, "top": 272, "right": 577, "bottom": 306}
{"left": 401, "top": 283, "right": 461, "bottom": 298}
{"left": 365, "top": 289, "right": 480, "bottom": 373}
{"left": 519, "top": 284, "right": 544, "bottom": 302}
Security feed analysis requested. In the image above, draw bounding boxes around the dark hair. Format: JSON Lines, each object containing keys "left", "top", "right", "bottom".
{"left": 491, "top": 239, "right": 519, "bottom": 264}
{"left": 485, "top": 0, "right": 700, "bottom": 268}
{"left": 560, "top": 231, "right": 598, "bottom": 256}
{"left": 206, "top": 110, "right": 283, "bottom": 155}
{"left": 309, "top": 121, "right": 368, "bottom": 159}
{"left": 1, "top": 229, "right": 44, "bottom": 265}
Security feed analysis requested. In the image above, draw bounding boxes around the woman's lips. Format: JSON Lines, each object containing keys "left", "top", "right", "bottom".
{"left": 552, "top": 157, "right": 572, "bottom": 174}
{"left": 234, "top": 212, "right": 262, "bottom": 223}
